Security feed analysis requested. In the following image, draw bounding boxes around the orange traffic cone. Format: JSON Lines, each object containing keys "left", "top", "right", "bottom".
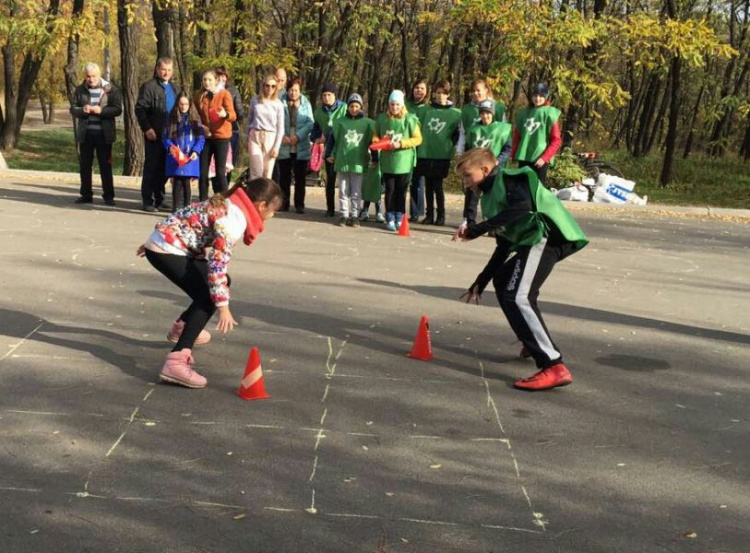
{"left": 398, "top": 215, "right": 411, "bottom": 237}
{"left": 237, "top": 347, "right": 270, "bottom": 401}
{"left": 407, "top": 315, "right": 434, "bottom": 361}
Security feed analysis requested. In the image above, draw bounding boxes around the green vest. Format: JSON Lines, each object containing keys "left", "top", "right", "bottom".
{"left": 460, "top": 101, "right": 506, "bottom": 132}
{"left": 405, "top": 100, "right": 428, "bottom": 123}
{"left": 417, "top": 105, "right": 461, "bottom": 160}
{"left": 479, "top": 167, "right": 588, "bottom": 251}
{"left": 314, "top": 102, "right": 347, "bottom": 135}
{"left": 375, "top": 112, "right": 420, "bottom": 175}
{"left": 331, "top": 116, "right": 375, "bottom": 174}
{"left": 514, "top": 105, "right": 561, "bottom": 162}
{"left": 362, "top": 163, "right": 383, "bottom": 202}
{"left": 467, "top": 121, "right": 512, "bottom": 158}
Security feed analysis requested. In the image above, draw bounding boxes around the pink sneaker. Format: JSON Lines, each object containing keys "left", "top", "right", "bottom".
{"left": 167, "top": 319, "right": 211, "bottom": 346}
{"left": 159, "top": 349, "right": 207, "bottom": 389}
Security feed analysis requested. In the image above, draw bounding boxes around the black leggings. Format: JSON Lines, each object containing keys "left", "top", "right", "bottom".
{"left": 199, "top": 139, "right": 230, "bottom": 201}
{"left": 518, "top": 160, "right": 549, "bottom": 186}
{"left": 424, "top": 176, "right": 445, "bottom": 218}
{"left": 384, "top": 173, "right": 410, "bottom": 214}
{"left": 171, "top": 177, "right": 193, "bottom": 211}
{"left": 145, "top": 250, "right": 230, "bottom": 351}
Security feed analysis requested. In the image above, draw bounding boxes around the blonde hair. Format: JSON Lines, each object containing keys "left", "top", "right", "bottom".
{"left": 456, "top": 148, "right": 497, "bottom": 173}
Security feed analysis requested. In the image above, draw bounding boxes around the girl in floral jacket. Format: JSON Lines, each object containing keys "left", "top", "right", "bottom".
{"left": 138, "top": 172, "right": 283, "bottom": 389}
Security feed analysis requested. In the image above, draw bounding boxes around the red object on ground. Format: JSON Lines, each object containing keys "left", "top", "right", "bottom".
{"left": 398, "top": 215, "right": 411, "bottom": 237}
{"left": 407, "top": 315, "right": 434, "bottom": 361}
{"left": 237, "top": 347, "right": 270, "bottom": 401}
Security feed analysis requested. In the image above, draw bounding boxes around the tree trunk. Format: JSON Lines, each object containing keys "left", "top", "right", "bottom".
{"left": 153, "top": 0, "right": 177, "bottom": 60}
{"left": 65, "top": 0, "right": 85, "bottom": 105}
{"left": 118, "top": 0, "right": 144, "bottom": 175}
{"left": 660, "top": 55, "right": 682, "bottom": 186}
{"left": 682, "top": 82, "right": 705, "bottom": 158}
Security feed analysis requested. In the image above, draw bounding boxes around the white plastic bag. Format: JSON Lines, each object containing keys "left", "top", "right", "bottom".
{"left": 556, "top": 184, "right": 589, "bottom": 202}
{"left": 593, "top": 174, "right": 637, "bottom": 204}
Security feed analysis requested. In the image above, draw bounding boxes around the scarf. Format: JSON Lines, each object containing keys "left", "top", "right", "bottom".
{"left": 229, "top": 187, "right": 265, "bottom": 245}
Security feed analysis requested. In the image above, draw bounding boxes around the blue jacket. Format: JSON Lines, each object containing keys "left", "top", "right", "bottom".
{"left": 278, "top": 96, "right": 314, "bottom": 161}
{"left": 162, "top": 115, "right": 206, "bottom": 178}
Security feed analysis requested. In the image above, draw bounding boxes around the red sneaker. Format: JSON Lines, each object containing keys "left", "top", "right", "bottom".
{"left": 514, "top": 363, "right": 572, "bottom": 391}
{"left": 167, "top": 319, "right": 211, "bottom": 346}
{"left": 520, "top": 346, "right": 532, "bottom": 359}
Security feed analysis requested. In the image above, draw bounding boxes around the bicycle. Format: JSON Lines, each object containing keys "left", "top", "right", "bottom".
{"left": 575, "top": 151, "right": 625, "bottom": 179}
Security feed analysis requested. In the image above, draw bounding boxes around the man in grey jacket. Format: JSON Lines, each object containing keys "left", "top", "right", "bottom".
{"left": 70, "top": 62, "right": 123, "bottom": 206}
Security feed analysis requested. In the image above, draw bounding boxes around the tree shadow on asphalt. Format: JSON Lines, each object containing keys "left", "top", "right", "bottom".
{"left": 0, "top": 308, "right": 162, "bottom": 383}
{"left": 357, "top": 278, "right": 750, "bottom": 347}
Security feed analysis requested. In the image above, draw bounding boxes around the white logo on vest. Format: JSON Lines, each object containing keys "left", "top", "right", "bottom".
{"left": 427, "top": 117, "right": 447, "bottom": 134}
{"left": 385, "top": 130, "right": 403, "bottom": 143}
{"left": 477, "top": 138, "right": 492, "bottom": 149}
{"left": 524, "top": 117, "right": 541, "bottom": 135}
{"left": 345, "top": 129, "right": 363, "bottom": 146}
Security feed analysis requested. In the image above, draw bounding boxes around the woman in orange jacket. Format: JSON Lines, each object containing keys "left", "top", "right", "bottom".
{"left": 194, "top": 69, "right": 237, "bottom": 200}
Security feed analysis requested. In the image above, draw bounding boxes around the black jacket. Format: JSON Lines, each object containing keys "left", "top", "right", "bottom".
{"left": 135, "top": 77, "right": 179, "bottom": 136}
{"left": 70, "top": 80, "right": 123, "bottom": 144}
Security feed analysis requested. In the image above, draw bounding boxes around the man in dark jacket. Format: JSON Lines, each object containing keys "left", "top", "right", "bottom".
{"left": 70, "top": 62, "right": 123, "bottom": 206}
{"left": 135, "top": 57, "right": 179, "bottom": 212}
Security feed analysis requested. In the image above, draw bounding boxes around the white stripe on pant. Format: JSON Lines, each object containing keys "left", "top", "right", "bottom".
{"left": 338, "top": 172, "right": 363, "bottom": 218}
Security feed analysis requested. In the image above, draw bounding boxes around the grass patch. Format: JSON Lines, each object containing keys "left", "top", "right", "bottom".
{"left": 4, "top": 128, "right": 125, "bottom": 174}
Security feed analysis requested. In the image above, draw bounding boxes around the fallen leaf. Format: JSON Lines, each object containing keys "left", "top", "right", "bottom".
{"left": 430, "top": 464, "right": 442, "bottom": 469}
{"left": 683, "top": 531, "right": 697, "bottom": 538}
{"left": 233, "top": 513, "right": 246, "bottom": 520}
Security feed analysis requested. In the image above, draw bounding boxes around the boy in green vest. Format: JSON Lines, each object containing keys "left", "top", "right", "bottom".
{"left": 311, "top": 83, "right": 348, "bottom": 216}
{"left": 467, "top": 100, "right": 512, "bottom": 166}
{"left": 406, "top": 78, "right": 430, "bottom": 222}
{"left": 374, "top": 90, "right": 423, "bottom": 231}
{"left": 511, "top": 83, "right": 562, "bottom": 186}
{"left": 416, "top": 79, "right": 461, "bottom": 225}
{"left": 455, "top": 148, "right": 588, "bottom": 391}
{"left": 325, "top": 93, "right": 375, "bottom": 227}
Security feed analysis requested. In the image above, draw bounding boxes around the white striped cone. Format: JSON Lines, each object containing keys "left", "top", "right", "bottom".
{"left": 237, "top": 347, "right": 269, "bottom": 401}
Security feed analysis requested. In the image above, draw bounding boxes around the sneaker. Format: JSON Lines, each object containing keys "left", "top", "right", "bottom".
{"left": 420, "top": 215, "right": 434, "bottom": 225}
{"left": 385, "top": 221, "right": 397, "bottom": 232}
{"left": 346, "top": 217, "right": 354, "bottom": 227}
{"left": 167, "top": 319, "right": 211, "bottom": 346}
{"left": 143, "top": 205, "right": 158, "bottom": 213}
{"left": 434, "top": 216, "right": 445, "bottom": 226}
{"left": 325, "top": 211, "right": 335, "bottom": 218}
{"left": 159, "top": 349, "right": 207, "bottom": 389}
{"left": 408, "top": 216, "right": 418, "bottom": 223}
{"left": 75, "top": 196, "right": 93, "bottom": 204}
{"left": 359, "top": 212, "right": 369, "bottom": 221}
{"left": 103, "top": 198, "right": 116, "bottom": 206}
{"left": 337, "top": 216, "right": 348, "bottom": 227}
{"left": 351, "top": 217, "right": 360, "bottom": 228}
{"left": 520, "top": 346, "right": 532, "bottom": 359}
{"left": 295, "top": 207, "right": 305, "bottom": 214}
{"left": 376, "top": 213, "right": 385, "bottom": 223}
{"left": 514, "top": 363, "right": 572, "bottom": 391}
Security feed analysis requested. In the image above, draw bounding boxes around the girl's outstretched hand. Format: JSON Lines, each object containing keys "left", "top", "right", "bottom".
{"left": 136, "top": 244, "right": 146, "bottom": 257}
{"left": 216, "top": 306, "right": 238, "bottom": 334}
{"left": 460, "top": 286, "right": 481, "bottom": 304}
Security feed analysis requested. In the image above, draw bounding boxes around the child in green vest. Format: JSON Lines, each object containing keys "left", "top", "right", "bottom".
{"left": 511, "top": 83, "right": 562, "bottom": 186}
{"left": 454, "top": 148, "right": 588, "bottom": 391}
{"left": 415, "top": 79, "right": 461, "bottom": 226}
{"left": 467, "top": 99, "right": 512, "bottom": 166}
{"left": 406, "top": 78, "right": 430, "bottom": 222}
{"left": 374, "top": 90, "right": 423, "bottom": 231}
{"left": 311, "top": 83, "right": 347, "bottom": 216}
{"left": 325, "top": 93, "right": 375, "bottom": 227}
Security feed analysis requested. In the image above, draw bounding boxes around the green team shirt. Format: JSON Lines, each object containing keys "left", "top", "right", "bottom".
{"left": 375, "top": 112, "right": 420, "bottom": 175}
{"left": 480, "top": 167, "right": 588, "bottom": 251}
{"left": 362, "top": 163, "right": 383, "bottom": 202}
{"left": 467, "top": 121, "right": 512, "bottom": 158}
{"left": 514, "top": 105, "right": 561, "bottom": 162}
{"left": 405, "top": 100, "right": 429, "bottom": 123}
{"left": 460, "top": 101, "right": 506, "bottom": 132}
{"left": 330, "top": 116, "right": 375, "bottom": 174}
{"left": 314, "top": 102, "right": 347, "bottom": 136}
{"left": 417, "top": 105, "right": 461, "bottom": 160}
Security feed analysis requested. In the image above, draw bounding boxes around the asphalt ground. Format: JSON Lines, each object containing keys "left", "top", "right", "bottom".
{"left": 0, "top": 171, "right": 748, "bottom": 553}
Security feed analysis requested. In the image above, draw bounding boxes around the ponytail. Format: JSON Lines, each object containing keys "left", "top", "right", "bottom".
{"left": 209, "top": 170, "right": 284, "bottom": 208}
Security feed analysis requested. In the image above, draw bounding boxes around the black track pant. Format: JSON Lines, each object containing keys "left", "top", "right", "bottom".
{"left": 424, "top": 176, "right": 445, "bottom": 219}
{"left": 518, "top": 160, "right": 549, "bottom": 186}
{"left": 277, "top": 154, "right": 307, "bottom": 210}
{"left": 493, "top": 238, "right": 571, "bottom": 369}
{"left": 324, "top": 160, "right": 337, "bottom": 213}
{"left": 145, "top": 250, "right": 230, "bottom": 352}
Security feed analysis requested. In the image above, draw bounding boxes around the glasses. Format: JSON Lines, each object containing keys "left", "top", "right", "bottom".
{"left": 264, "top": 84, "right": 277, "bottom": 89}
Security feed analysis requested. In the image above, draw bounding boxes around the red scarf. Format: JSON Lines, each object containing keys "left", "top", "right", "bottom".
{"left": 229, "top": 187, "right": 265, "bottom": 245}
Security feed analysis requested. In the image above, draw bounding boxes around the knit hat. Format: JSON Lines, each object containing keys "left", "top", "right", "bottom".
{"left": 478, "top": 99, "right": 495, "bottom": 113}
{"left": 531, "top": 83, "right": 550, "bottom": 99}
{"left": 347, "top": 93, "right": 363, "bottom": 107}
{"left": 388, "top": 89, "right": 405, "bottom": 105}
{"left": 322, "top": 82, "right": 338, "bottom": 96}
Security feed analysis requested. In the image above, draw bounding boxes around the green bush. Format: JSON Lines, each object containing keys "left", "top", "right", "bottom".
{"left": 547, "top": 149, "right": 587, "bottom": 189}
